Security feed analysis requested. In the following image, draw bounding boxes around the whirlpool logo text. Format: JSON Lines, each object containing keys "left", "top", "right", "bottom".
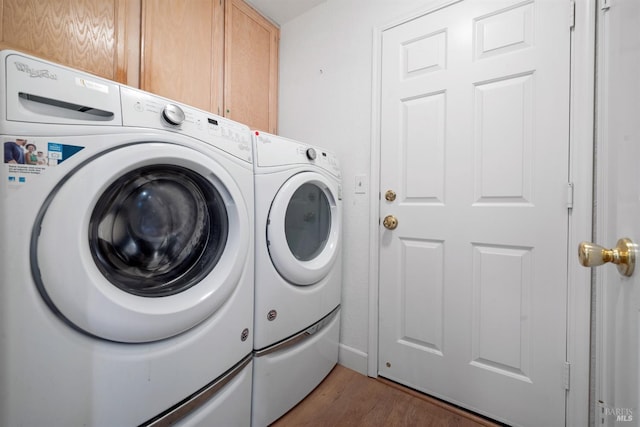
{"left": 14, "top": 62, "right": 57, "bottom": 80}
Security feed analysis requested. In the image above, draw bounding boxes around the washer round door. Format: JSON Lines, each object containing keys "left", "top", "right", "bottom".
{"left": 32, "top": 142, "right": 250, "bottom": 343}
{"left": 267, "top": 171, "right": 341, "bottom": 285}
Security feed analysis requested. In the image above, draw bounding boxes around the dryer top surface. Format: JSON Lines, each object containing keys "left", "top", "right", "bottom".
{"left": 252, "top": 131, "right": 340, "bottom": 179}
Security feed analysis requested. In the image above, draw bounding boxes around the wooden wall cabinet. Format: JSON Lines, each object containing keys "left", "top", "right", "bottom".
{"left": 141, "top": 0, "right": 224, "bottom": 115}
{"left": 141, "top": 0, "right": 279, "bottom": 133}
{"left": 224, "top": 0, "right": 279, "bottom": 133}
{"left": 0, "top": 0, "right": 140, "bottom": 86}
{"left": 0, "top": 0, "right": 279, "bottom": 133}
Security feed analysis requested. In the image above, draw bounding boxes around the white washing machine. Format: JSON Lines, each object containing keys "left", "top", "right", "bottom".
{"left": 251, "top": 131, "right": 342, "bottom": 426}
{"left": 0, "top": 51, "right": 255, "bottom": 426}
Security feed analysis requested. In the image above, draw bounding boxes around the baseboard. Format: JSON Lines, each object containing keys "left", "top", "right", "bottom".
{"left": 337, "top": 343, "right": 368, "bottom": 375}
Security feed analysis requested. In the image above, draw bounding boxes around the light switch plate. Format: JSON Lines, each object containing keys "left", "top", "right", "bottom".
{"left": 355, "top": 174, "right": 368, "bottom": 194}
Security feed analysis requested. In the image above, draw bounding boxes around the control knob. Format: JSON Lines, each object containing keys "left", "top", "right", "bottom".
{"left": 162, "top": 104, "right": 185, "bottom": 126}
{"left": 306, "top": 147, "right": 317, "bottom": 160}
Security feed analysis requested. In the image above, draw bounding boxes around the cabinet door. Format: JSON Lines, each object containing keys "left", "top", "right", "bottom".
{"left": 224, "top": 0, "right": 279, "bottom": 133}
{"left": 0, "top": 0, "right": 139, "bottom": 85}
{"left": 141, "top": 0, "right": 224, "bottom": 113}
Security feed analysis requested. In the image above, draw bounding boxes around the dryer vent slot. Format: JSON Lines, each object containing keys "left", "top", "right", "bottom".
{"left": 18, "top": 92, "right": 114, "bottom": 121}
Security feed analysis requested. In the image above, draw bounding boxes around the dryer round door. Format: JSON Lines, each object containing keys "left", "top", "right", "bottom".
{"left": 32, "top": 142, "right": 250, "bottom": 343}
{"left": 267, "top": 171, "right": 341, "bottom": 285}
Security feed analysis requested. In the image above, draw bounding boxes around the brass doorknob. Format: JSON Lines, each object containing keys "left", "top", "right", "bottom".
{"left": 383, "top": 215, "right": 398, "bottom": 230}
{"left": 578, "top": 238, "right": 636, "bottom": 277}
{"left": 385, "top": 190, "right": 396, "bottom": 202}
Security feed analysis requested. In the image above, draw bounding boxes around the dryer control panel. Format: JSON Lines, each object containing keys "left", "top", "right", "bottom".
{"left": 254, "top": 132, "right": 341, "bottom": 179}
{"left": 120, "top": 86, "right": 252, "bottom": 163}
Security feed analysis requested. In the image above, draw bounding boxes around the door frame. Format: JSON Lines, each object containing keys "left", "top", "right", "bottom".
{"left": 367, "top": 0, "right": 596, "bottom": 425}
{"left": 593, "top": 1, "right": 637, "bottom": 424}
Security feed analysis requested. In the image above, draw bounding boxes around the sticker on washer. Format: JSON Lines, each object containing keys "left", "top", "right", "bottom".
{"left": 4, "top": 137, "right": 84, "bottom": 187}
{"left": 75, "top": 77, "right": 109, "bottom": 94}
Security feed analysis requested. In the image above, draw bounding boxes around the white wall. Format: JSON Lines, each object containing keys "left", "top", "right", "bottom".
{"left": 278, "top": 0, "right": 436, "bottom": 374}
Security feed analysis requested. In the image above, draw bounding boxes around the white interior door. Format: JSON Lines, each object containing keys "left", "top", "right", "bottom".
{"left": 378, "top": 1, "right": 572, "bottom": 425}
{"left": 594, "top": 0, "right": 640, "bottom": 425}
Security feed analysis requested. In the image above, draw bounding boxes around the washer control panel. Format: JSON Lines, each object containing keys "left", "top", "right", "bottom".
{"left": 4, "top": 51, "right": 123, "bottom": 126}
{"left": 120, "top": 86, "right": 252, "bottom": 163}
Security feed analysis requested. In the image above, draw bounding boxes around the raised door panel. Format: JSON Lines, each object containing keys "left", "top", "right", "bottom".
{"left": 0, "top": 0, "right": 139, "bottom": 84}
{"left": 225, "top": 0, "right": 278, "bottom": 133}
{"left": 141, "top": 0, "right": 223, "bottom": 113}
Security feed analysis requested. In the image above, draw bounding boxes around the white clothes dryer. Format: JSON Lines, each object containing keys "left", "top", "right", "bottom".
{"left": 0, "top": 51, "right": 254, "bottom": 426}
{"left": 251, "top": 131, "right": 342, "bottom": 426}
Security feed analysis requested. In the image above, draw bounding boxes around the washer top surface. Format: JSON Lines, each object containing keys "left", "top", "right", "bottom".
{"left": 2, "top": 50, "right": 252, "bottom": 164}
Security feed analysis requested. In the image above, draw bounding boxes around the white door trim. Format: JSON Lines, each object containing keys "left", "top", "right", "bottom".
{"left": 367, "top": 1, "right": 595, "bottom": 425}
{"left": 565, "top": 1, "right": 596, "bottom": 425}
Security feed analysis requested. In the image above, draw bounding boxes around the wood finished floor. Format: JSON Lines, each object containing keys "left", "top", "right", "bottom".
{"left": 271, "top": 365, "right": 504, "bottom": 427}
